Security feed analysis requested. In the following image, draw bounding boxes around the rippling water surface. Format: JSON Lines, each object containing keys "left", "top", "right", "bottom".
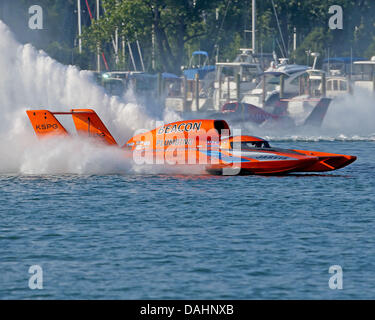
{"left": 1, "top": 140, "right": 374, "bottom": 299}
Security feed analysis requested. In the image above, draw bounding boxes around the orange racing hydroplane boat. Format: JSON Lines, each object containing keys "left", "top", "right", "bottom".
{"left": 26, "top": 109, "right": 356, "bottom": 175}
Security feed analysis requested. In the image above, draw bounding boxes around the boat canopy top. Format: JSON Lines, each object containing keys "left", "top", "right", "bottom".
{"left": 192, "top": 51, "right": 209, "bottom": 57}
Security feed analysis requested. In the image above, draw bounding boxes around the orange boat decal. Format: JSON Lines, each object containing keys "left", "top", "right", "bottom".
{"left": 199, "top": 150, "right": 251, "bottom": 163}
{"left": 157, "top": 121, "right": 202, "bottom": 135}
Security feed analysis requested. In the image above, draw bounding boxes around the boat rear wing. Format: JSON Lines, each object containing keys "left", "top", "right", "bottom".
{"left": 26, "top": 110, "right": 69, "bottom": 137}
{"left": 26, "top": 109, "right": 117, "bottom": 146}
{"left": 303, "top": 97, "right": 331, "bottom": 127}
{"left": 278, "top": 97, "right": 332, "bottom": 127}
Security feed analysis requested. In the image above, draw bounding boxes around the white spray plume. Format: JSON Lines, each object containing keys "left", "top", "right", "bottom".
{"left": 232, "top": 90, "right": 375, "bottom": 141}
{"left": 0, "top": 20, "right": 180, "bottom": 174}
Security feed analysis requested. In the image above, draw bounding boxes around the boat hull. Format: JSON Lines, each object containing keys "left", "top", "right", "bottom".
{"left": 292, "top": 150, "right": 357, "bottom": 172}
{"left": 206, "top": 157, "right": 319, "bottom": 175}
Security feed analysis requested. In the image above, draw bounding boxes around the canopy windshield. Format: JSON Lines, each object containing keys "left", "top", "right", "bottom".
{"left": 231, "top": 141, "right": 271, "bottom": 149}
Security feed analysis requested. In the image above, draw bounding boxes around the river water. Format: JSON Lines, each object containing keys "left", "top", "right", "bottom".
{"left": 1, "top": 140, "right": 374, "bottom": 299}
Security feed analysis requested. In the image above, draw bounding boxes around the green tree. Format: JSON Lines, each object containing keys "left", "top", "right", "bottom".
{"left": 3, "top": 0, "right": 375, "bottom": 71}
{"left": 82, "top": 0, "right": 223, "bottom": 73}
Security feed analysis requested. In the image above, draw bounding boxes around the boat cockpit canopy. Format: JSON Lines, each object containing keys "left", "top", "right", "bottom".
{"left": 231, "top": 140, "right": 271, "bottom": 150}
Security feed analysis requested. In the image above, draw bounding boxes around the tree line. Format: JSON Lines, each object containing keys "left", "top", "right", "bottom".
{"left": 1, "top": 0, "right": 375, "bottom": 73}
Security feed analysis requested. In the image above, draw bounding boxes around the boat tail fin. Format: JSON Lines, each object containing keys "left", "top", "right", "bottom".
{"left": 71, "top": 109, "right": 117, "bottom": 146}
{"left": 304, "top": 98, "right": 331, "bottom": 127}
{"left": 26, "top": 110, "right": 69, "bottom": 138}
